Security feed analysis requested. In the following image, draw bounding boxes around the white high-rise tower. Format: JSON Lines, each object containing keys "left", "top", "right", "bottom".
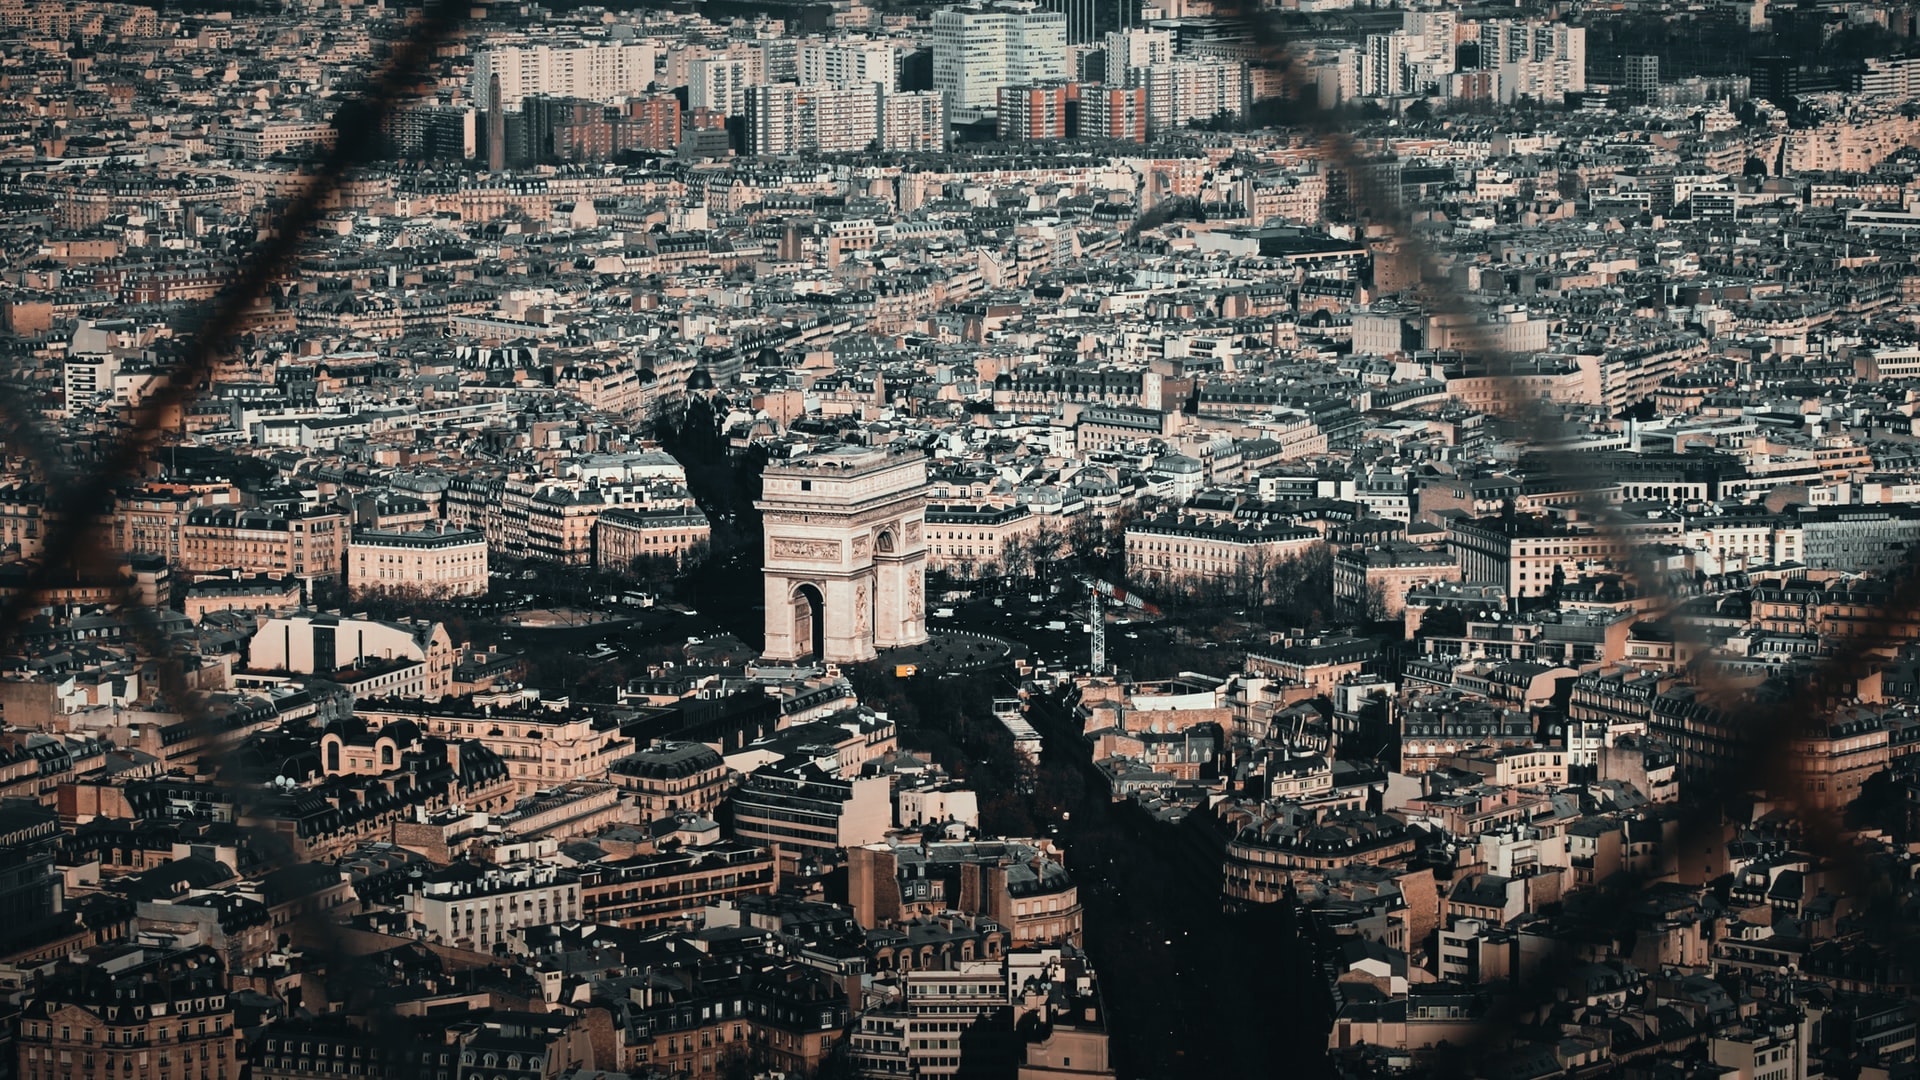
{"left": 931, "top": 1, "right": 1068, "bottom": 121}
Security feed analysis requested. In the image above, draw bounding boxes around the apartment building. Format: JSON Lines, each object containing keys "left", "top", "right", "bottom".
{"left": 997, "top": 83, "right": 1070, "bottom": 141}
{"left": 1796, "top": 505, "right": 1920, "bottom": 574}
{"left": 795, "top": 38, "right": 897, "bottom": 89}
{"left": 848, "top": 839, "right": 1084, "bottom": 947}
{"left": 931, "top": 2, "right": 1068, "bottom": 120}
{"left": 1398, "top": 694, "right": 1538, "bottom": 774}
{"left": 181, "top": 574, "right": 302, "bottom": 623}
{"left": 608, "top": 741, "right": 731, "bottom": 817}
{"left": 849, "top": 963, "right": 1012, "bottom": 1079}
{"left": 359, "top": 698, "right": 633, "bottom": 798}
{"left": 1446, "top": 515, "right": 1632, "bottom": 599}
{"left": 1077, "top": 85, "right": 1146, "bottom": 142}
{"left": 409, "top": 862, "right": 581, "bottom": 951}
{"left": 1132, "top": 57, "right": 1249, "bottom": 135}
{"left": 346, "top": 524, "right": 487, "bottom": 599}
{"left": 594, "top": 506, "right": 712, "bottom": 573}
{"left": 116, "top": 482, "right": 237, "bottom": 565}
{"left": 879, "top": 90, "right": 946, "bottom": 151}
{"left": 746, "top": 83, "right": 879, "bottom": 155}
{"left": 1333, "top": 543, "right": 1463, "bottom": 617}
{"left": 687, "top": 56, "right": 752, "bottom": 115}
{"left": 1221, "top": 808, "right": 1419, "bottom": 905}
{"left": 614, "top": 944, "right": 851, "bottom": 1080}
{"left": 251, "top": 1018, "right": 466, "bottom": 1080}
{"left": 1125, "top": 514, "right": 1322, "bottom": 591}
{"left": 577, "top": 842, "right": 778, "bottom": 929}
{"left": 1790, "top": 709, "right": 1890, "bottom": 812}
{"left": 210, "top": 121, "right": 337, "bottom": 160}
{"left": 180, "top": 506, "right": 346, "bottom": 583}
{"left": 19, "top": 946, "right": 240, "bottom": 1080}
{"left": 472, "top": 39, "right": 659, "bottom": 109}
{"left": 731, "top": 763, "right": 891, "bottom": 862}
{"left": 924, "top": 503, "right": 1042, "bottom": 579}
{"left": 1473, "top": 19, "right": 1586, "bottom": 103}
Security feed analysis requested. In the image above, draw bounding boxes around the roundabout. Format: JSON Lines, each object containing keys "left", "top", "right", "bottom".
{"left": 875, "top": 628, "right": 1024, "bottom": 675}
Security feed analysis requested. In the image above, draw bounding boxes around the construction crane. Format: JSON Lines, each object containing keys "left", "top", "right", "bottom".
{"left": 1079, "top": 576, "right": 1161, "bottom": 617}
{"left": 1089, "top": 584, "right": 1105, "bottom": 674}
{"left": 1080, "top": 576, "right": 1159, "bottom": 674}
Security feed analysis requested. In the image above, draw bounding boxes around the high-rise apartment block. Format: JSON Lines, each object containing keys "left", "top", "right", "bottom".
{"left": 1361, "top": 12, "right": 1455, "bottom": 97}
{"left": 1624, "top": 54, "right": 1661, "bottom": 97}
{"left": 471, "top": 39, "right": 658, "bottom": 110}
{"left": 745, "top": 85, "right": 945, "bottom": 155}
{"left": 510, "top": 93, "right": 683, "bottom": 164}
{"left": 1474, "top": 19, "right": 1586, "bottom": 103}
{"left": 688, "top": 56, "right": 754, "bottom": 116}
{"left": 1299, "top": 42, "right": 1362, "bottom": 108}
{"left": 796, "top": 39, "right": 898, "bottom": 90}
{"left": 1104, "top": 26, "right": 1172, "bottom": 73}
{"left": 998, "top": 83, "right": 1071, "bottom": 141}
{"left": 1079, "top": 84, "right": 1146, "bottom": 142}
{"left": 880, "top": 90, "right": 947, "bottom": 151}
{"left": 1133, "top": 57, "right": 1248, "bottom": 135}
{"left": 747, "top": 84, "right": 880, "bottom": 155}
{"left": 932, "top": 1, "right": 1069, "bottom": 121}
{"left": 388, "top": 103, "right": 477, "bottom": 161}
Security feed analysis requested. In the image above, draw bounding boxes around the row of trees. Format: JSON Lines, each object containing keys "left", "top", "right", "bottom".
{"left": 924, "top": 512, "right": 1361, "bottom": 632}
{"left": 1129, "top": 543, "right": 1342, "bottom": 631}
{"left": 926, "top": 514, "right": 1133, "bottom": 593}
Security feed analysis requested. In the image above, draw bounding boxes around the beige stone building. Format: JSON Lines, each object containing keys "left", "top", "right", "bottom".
{"left": 1333, "top": 542, "right": 1462, "bottom": 617}
{"left": 409, "top": 862, "right": 581, "bottom": 952}
{"left": 848, "top": 838, "right": 1085, "bottom": 948}
{"left": 115, "top": 482, "right": 238, "bottom": 564}
{"left": 594, "top": 506, "right": 712, "bottom": 572}
{"left": 360, "top": 697, "right": 635, "bottom": 797}
{"left": 181, "top": 506, "right": 346, "bottom": 583}
{"left": 19, "top": 946, "right": 240, "bottom": 1080}
{"left": 1446, "top": 515, "right": 1634, "bottom": 599}
{"left": 1125, "top": 513, "right": 1322, "bottom": 592}
{"left": 609, "top": 740, "right": 731, "bottom": 817}
{"left": 499, "top": 478, "right": 605, "bottom": 566}
{"left": 347, "top": 524, "right": 488, "bottom": 598}
{"left": 249, "top": 614, "right": 456, "bottom": 700}
{"left": 924, "top": 502, "right": 1043, "bottom": 580}
{"left": 181, "top": 574, "right": 302, "bottom": 624}
{"left": 1790, "top": 709, "right": 1890, "bottom": 811}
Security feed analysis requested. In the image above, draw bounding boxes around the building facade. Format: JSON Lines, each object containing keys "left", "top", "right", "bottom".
{"left": 346, "top": 525, "right": 487, "bottom": 598}
{"left": 409, "top": 863, "right": 582, "bottom": 952}
{"left": 19, "top": 946, "right": 239, "bottom": 1080}
{"left": 931, "top": 2, "right": 1068, "bottom": 120}
{"left": 472, "top": 39, "right": 659, "bottom": 109}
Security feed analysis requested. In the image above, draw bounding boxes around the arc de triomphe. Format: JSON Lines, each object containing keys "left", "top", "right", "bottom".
{"left": 758, "top": 447, "right": 930, "bottom": 663}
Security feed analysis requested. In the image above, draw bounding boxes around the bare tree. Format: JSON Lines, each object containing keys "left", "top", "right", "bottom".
{"left": 1000, "top": 537, "right": 1033, "bottom": 588}
{"left": 1364, "top": 580, "right": 1393, "bottom": 623}
{"left": 1027, "top": 524, "right": 1067, "bottom": 588}
{"left": 1239, "top": 545, "right": 1275, "bottom": 614}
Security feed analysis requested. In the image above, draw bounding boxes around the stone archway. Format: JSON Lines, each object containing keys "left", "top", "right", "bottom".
{"left": 758, "top": 448, "right": 930, "bottom": 663}
{"left": 792, "top": 583, "right": 825, "bottom": 660}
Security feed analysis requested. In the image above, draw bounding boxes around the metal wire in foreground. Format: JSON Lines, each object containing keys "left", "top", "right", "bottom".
{"left": 0, "top": 2, "right": 1904, "bottom": 1075}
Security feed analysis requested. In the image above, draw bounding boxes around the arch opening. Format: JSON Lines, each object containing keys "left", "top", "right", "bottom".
{"left": 793, "top": 583, "right": 825, "bottom": 660}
